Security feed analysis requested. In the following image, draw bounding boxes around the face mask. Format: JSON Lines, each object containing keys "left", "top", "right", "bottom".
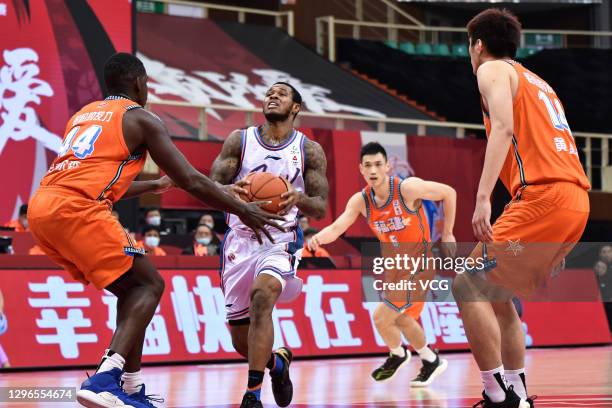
{"left": 21, "top": 219, "right": 28, "bottom": 229}
{"left": 145, "top": 236, "right": 160, "bottom": 248}
{"left": 147, "top": 216, "right": 161, "bottom": 226}
{"left": 196, "top": 237, "right": 212, "bottom": 245}
{"left": 204, "top": 222, "right": 214, "bottom": 229}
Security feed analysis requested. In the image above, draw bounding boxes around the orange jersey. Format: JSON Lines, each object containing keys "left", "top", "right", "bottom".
{"left": 40, "top": 96, "right": 147, "bottom": 203}
{"left": 482, "top": 61, "right": 590, "bottom": 197}
{"left": 362, "top": 176, "right": 431, "bottom": 244}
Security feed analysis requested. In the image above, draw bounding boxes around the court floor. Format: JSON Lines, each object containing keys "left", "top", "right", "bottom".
{"left": 1, "top": 346, "right": 610, "bottom": 407}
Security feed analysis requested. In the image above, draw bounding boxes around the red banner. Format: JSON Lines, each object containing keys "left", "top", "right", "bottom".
{"left": 0, "top": 1, "right": 131, "bottom": 223}
{"left": 0, "top": 268, "right": 609, "bottom": 369}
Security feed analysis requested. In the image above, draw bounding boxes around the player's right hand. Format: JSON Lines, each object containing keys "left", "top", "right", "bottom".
{"left": 308, "top": 233, "right": 321, "bottom": 251}
{"left": 225, "top": 179, "right": 250, "bottom": 199}
{"left": 239, "top": 201, "right": 286, "bottom": 244}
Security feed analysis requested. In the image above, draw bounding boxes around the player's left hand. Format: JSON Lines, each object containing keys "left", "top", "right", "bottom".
{"left": 279, "top": 187, "right": 301, "bottom": 215}
{"left": 154, "top": 175, "right": 175, "bottom": 194}
{"left": 440, "top": 232, "right": 457, "bottom": 259}
{"left": 472, "top": 197, "right": 493, "bottom": 243}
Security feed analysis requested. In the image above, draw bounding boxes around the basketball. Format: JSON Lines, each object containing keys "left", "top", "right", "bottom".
{"left": 239, "top": 171, "right": 290, "bottom": 213}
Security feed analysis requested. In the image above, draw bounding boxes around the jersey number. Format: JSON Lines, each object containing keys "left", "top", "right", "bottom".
{"left": 538, "top": 90, "right": 571, "bottom": 134}
{"left": 59, "top": 125, "right": 102, "bottom": 159}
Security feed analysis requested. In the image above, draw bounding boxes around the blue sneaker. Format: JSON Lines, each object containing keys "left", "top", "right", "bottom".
{"left": 127, "top": 385, "right": 164, "bottom": 408}
{"left": 76, "top": 368, "right": 137, "bottom": 408}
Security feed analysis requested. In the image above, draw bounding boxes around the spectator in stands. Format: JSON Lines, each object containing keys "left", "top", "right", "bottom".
{"left": 137, "top": 225, "right": 167, "bottom": 256}
{"left": 0, "top": 289, "right": 9, "bottom": 368}
{"left": 302, "top": 227, "right": 331, "bottom": 258}
{"left": 144, "top": 207, "right": 162, "bottom": 227}
{"left": 199, "top": 213, "right": 215, "bottom": 230}
{"left": 299, "top": 215, "right": 310, "bottom": 232}
{"left": 182, "top": 224, "right": 220, "bottom": 256}
{"left": 4, "top": 204, "right": 29, "bottom": 232}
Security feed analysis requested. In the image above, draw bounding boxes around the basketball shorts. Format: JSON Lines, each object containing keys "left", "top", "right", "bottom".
{"left": 28, "top": 186, "right": 143, "bottom": 289}
{"left": 467, "top": 182, "right": 589, "bottom": 297}
{"left": 388, "top": 301, "right": 425, "bottom": 319}
{"left": 381, "top": 242, "right": 435, "bottom": 316}
{"left": 220, "top": 228, "right": 303, "bottom": 322}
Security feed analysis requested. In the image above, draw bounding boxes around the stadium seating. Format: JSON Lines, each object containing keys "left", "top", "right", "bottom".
{"left": 339, "top": 38, "right": 612, "bottom": 133}
{"left": 383, "top": 39, "right": 540, "bottom": 59}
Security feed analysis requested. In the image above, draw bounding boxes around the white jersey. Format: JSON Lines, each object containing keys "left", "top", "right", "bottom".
{"left": 227, "top": 126, "right": 306, "bottom": 246}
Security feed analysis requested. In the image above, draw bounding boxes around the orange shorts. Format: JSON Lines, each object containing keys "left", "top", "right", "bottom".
{"left": 390, "top": 301, "right": 425, "bottom": 319}
{"left": 28, "top": 186, "right": 143, "bottom": 289}
{"left": 468, "top": 182, "right": 589, "bottom": 297}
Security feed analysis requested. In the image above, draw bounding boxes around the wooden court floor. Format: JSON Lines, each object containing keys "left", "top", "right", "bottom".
{"left": 1, "top": 346, "right": 610, "bottom": 407}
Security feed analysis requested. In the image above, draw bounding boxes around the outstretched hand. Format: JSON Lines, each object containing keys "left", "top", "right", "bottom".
{"left": 239, "top": 201, "right": 286, "bottom": 244}
{"left": 154, "top": 175, "right": 175, "bottom": 194}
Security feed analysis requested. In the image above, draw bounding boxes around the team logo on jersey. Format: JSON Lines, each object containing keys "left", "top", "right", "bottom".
{"left": 227, "top": 253, "right": 236, "bottom": 262}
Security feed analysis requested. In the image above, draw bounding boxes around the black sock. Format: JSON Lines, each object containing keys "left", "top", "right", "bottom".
{"left": 246, "top": 370, "right": 264, "bottom": 400}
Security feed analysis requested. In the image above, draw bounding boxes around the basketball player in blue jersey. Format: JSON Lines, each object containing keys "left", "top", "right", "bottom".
{"left": 210, "top": 82, "right": 329, "bottom": 408}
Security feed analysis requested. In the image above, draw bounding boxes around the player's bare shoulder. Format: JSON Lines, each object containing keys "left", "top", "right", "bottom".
{"left": 348, "top": 191, "right": 367, "bottom": 217}
{"left": 210, "top": 129, "right": 244, "bottom": 184}
{"left": 476, "top": 60, "right": 518, "bottom": 97}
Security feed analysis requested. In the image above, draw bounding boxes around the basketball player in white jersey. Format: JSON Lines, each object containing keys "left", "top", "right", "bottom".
{"left": 211, "top": 82, "right": 329, "bottom": 408}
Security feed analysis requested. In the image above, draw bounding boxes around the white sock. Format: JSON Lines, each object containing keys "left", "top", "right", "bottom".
{"left": 121, "top": 370, "right": 144, "bottom": 395}
{"left": 505, "top": 368, "right": 527, "bottom": 400}
{"left": 415, "top": 345, "right": 437, "bottom": 363}
{"left": 481, "top": 365, "right": 507, "bottom": 403}
{"left": 96, "top": 349, "right": 125, "bottom": 374}
{"left": 390, "top": 345, "right": 406, "bottom": 357}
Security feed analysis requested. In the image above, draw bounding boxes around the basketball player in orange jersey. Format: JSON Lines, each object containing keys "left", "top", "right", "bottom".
{"left": 210, "top": 82, "right": 328, "bottom": 408}
{"left": 454, "top": 9, "right": 591, "bottom": 408}
{"left": 27, "top": 53, "right": 284, "bottom": 408}
{"left": 309, "top": 142, "right": 456, "bottom": 386}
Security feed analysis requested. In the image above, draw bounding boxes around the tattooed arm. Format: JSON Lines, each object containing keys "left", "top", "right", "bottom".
{"left": 210, "top": 130, "right": 242, "bottom": 185}
{"left": 279, "top": 139, "right": 329, "bottom": 219}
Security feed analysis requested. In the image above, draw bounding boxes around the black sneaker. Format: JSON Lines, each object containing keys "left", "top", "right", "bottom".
{"left": 410, "top": 350, "right": 448, "bottom": 387}
{"left": 371, "top": 346, "right": 411, "bottom": 382}
{"left": 270, "top": 347, "right": 293, "bottom": 407}
{"left": 240, "top": 393, "right": 263, "bottom": 408}
{"left": 526, "top": 395, "right": 537, "bottom": 407}
{"left": 472, "top": 386, "right": 531, "bottom": 408}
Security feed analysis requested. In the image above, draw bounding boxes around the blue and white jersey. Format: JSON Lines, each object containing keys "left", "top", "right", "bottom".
{"left": 227, "top": 126, "right": 306, "bottom": 247}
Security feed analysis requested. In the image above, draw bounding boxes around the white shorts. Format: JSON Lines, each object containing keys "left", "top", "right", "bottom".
{"left": 220, "top": 228, "right": 303, "bottom": 321}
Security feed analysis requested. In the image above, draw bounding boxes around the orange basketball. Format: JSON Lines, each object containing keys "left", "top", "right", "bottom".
{"left": 239, "top": 172, "right": 290, "bottom": 213}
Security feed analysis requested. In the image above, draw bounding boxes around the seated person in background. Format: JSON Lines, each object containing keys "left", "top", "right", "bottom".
{"left": 302, "top": 227, "right": 330, "bottom": 258}
{"left": 144, "top": 207, "right": 162, "bottom": 227}
{"left": 182, "top": 224, "right": 221, "bottom": 256}
{"left": 136, "top": 225, "right": 167, "bottom": 256}
{"left": 298, "top": 215, "right": 309, "bottom": 232}
{"left": 4, "top": 204, "right": 29, "bottom": 232}
{"left": 199, "top": 213, "right": 215, "bottom": 230}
